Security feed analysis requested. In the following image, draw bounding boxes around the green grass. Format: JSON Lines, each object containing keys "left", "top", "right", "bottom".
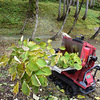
{"left": 0, "top": 0, "right": 100, "bottom": 41}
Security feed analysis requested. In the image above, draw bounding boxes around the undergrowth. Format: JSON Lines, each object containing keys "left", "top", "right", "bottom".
{"left": 0, "top": 0, "right": 100, "bottom": 41}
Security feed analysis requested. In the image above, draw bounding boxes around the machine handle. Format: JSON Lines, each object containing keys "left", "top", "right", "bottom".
{"left": 83, "top": 64, "right": 100, "bottom": 82}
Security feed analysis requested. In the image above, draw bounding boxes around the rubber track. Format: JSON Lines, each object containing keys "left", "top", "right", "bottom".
{"left": 52, "top": 71, "right": 78, "bottom": 96}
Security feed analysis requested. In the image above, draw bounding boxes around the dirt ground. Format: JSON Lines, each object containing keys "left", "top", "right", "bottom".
{"left": 0, "top": 35, "right": 100, "bottom": 100}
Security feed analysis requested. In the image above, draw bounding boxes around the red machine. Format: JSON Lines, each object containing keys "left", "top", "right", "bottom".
{"left": 48, "top": 33, "right": 100, "bottom": 96}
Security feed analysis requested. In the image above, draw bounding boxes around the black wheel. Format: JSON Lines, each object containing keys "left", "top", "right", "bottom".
{"left": 48, "top": 74, "right": 55, "bottom": 81}
{"left": 65, "top": 79, "right": 78, "bottom": 96}
{"left": 48, "top": 71, "right": 78, "bottom": 97}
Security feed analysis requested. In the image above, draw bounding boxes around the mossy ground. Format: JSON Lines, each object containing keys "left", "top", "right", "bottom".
{"left": 0, "top": 0, "right": 100, "bottom": 41}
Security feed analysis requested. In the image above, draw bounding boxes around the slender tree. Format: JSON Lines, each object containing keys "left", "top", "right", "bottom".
{"left": 74, "top": 0, "right": 79, "bottom": 18}
{"left": 66, "top": 0, "right": 70, "bottom": 14}
{"left": 57, "top": 0, "right": 61, "bottom": 21}
{"left": 90, "top": 27, "right": 100, "bottom": 39}
{"left": 51, "top": 0, "right": 71, "bottom": 40}
{"left": 93, "top": 0, "right": 95, "bottom": 7}
{"left": 72, "top": 0, "right": 76, "bottom": 6}
{"left": 31, "top": 0, "right": 39, "bottom": 40}
{"left": 82, "top": 0, "right": 89, "bottom": 20}
{"left": 19, "top": 0, "right": 36, "bottom": 34}
{"left": 68, "top": 0, "right": 84, "bottom": 34}
{"left": 61, "top": 0, "right": 66, "bottom": 20}
{"left": 70, "top": 0, "right": 73, "bottom": 5}
{"left": 89, "top": 0, "right": 93, "bottom": 8}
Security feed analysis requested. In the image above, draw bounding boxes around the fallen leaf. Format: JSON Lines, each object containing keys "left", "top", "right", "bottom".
{"left": 3, "top": 83, "right": 7, "bottom": 85}
{"left": 60, "top": 89, "right": 65, "bottom": 93}
{"left": 77, "top": 95, "right": 85, "bottom": 99}
{"left": 0, "top": 84, "right": 2, "bottom": 86}
{"left": 95, "top": 96, "right": 100, "bottom": 100}
{"left": 33, "top": 93, "right": 39, "bottom": 100}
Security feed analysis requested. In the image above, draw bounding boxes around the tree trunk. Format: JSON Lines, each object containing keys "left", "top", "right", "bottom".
{"left": 31, "top": 0, "right": 38, "bottom": 40}
{"left": 29, "top": 0, "right": 36, "bottom": 18}
{"left": 74, "top": 0, "right": 79, "bottom": 18}
{"left": 19, "top": 0, "right": 36, "bottom": 34}
{"left": 90, "top": 27, "right": 100, "bottom": 39}
{"left": 66, "top": 0, "right": 70, "bottom": 14}
{"left": 70, "top": 0, "right": 73, "bottom": 5}
{"left": 68, "top": 0, "right": 84, "bottom": 34}
{"left": 19, "top": 17, "right": 28, "bottom": 34}
{"left": 89, "top": 0, "right": 93, "bottom": 8}
{"left": 60, "top": 0, "right": 66, "bottom": 20}
{"left": 51, "top": 0, "right": 71, "bottom": 40}
{"left": 93, "top": 0, "right": 95, "bottom": 7}
{"left": 82, "top": 0, "right": 89, "bottom": 20}
{"left": 57, "top": 0, "right": 61, "bottom": 21}
{"left": 72, "top": 0, "right": 75, "bottom": 6}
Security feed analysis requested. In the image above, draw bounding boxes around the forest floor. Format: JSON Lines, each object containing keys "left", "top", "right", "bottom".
{"left": 0, "top": 35, "right": 100, "bottom": 100}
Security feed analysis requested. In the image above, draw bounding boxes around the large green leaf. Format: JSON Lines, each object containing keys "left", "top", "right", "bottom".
{"left": 35, "top": 38, "right": 41, "bottom": 42}
{"left": 25, "top": 65, "right": 32, "bottom": 76}
{"left": 25, "top": 51, "right": 29, "bottom": 57}
{"left": 21, "top": 72, "right": 30, "bottom": 84}
{"left": 35, "top": 67, "right": 51, "bottom": 76}
{"left": 35, "top": 70, "right": 45, "bottom": 76}
{"left": 31, "top": 75, "right": 41, "bottom": 86}
{"left": 22, "top": 81, "right": 30, "bottom": 95}
{"left": 63, "top": 63, "right": 68, "bottom": 68}
{"left": 60, "top": 46, "right": 66, "bottom": 50}
{"left": 27, "top": 41, "right": 36, "bottom": 47}
{"left": 29, "top": 61, "right": 40, "bottom": 71}
{"left": 39, "top": 42, "right": 46, "bottom": 49}
{"left": 42, "top": 67, "right": 51, "bottom": 76}
{"left": 30, "top": 45, "right": 40, "bottom": 51}
{"left": 50, "top": 49, "right": 55, "bottom": 55}
{"left": 38, "top": 75, "right": 47, "bottom": 86}
{"left": 32, "top": 86, "right": 39, "bottom": 93}
{"left": 36, "top": 58, "right": 47, "bottom": 68}
{"left": 74, "top": 63, "right": 82, "bottom": 70}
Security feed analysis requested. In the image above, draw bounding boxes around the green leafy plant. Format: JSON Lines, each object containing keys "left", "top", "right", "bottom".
{"left": 50, "top": 48, "right": 82, "bottom": 70}
{"left": 0, "top": 36, "right": 82, "bottom": 97}
{"left": 0, "top": 36, "right": 53, "bottom": 96}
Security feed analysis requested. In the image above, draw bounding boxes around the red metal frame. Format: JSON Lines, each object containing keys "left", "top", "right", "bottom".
{"left": 61, "top": 36, "right": 96, "bottom": 89}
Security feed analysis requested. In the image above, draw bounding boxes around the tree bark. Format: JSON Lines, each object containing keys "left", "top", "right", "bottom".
{"left": 72, "top": 0, "right": 75, "bottom": 6}
{"left": 90, "top": 27, "right": 100, "bottom": 39}
{"left": 19, "top": 0, "right": 36, "bottom": 34}
{"left": 19, "top": 17, "right": 28, "bottom": 34}
{"left": 60, "top": 0, "right": 66, "bottom": 20}
{"left": 66, "top": 0, "right": 70, "bottom": 14}
{"left": 82, "top": 0, "right": 89, "bottom": 20}
{"left": 74, "top": 0, "right": 79, "bottom": 18}
{"left": 57, "top": 0, "right": 61, "bottom": 21}
{"left": 68, "top": 0, "right": 84, "bottom": 34}
{"left": 70, "top": 0, "right": 73, "bottom": 5}
{"left": 51, "top": 0, "right": 71, "bottom": 40}
{"left": 29, "top": 0, "right": 36, "bottom": 18}
{"left": 31, "top": 0, "right": 38, "bottom": 40}
{"left": 93, "top": 0, "right": 95, "bottom": 7}
{"left": 89, "top": 0, "right": 93, "bottom": 8}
